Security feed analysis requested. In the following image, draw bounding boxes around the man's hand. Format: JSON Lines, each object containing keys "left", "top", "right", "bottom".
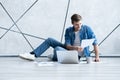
{"left": 76, "top": 46, "right": 83, "bottom": 52}
{"left": 94, "top": 57, "right": 100, "bottom": 62}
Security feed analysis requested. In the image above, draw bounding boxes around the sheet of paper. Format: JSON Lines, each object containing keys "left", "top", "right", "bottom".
{"left": 37, "top": 62, "right": 55, "bottom": 66}
{"left": 81, "top": 39, "right": 95, "bottom": 48}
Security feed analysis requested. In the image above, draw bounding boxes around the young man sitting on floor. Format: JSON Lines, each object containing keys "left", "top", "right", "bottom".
{"left": 19, "top": 14, "right": 100, "bottom": 62}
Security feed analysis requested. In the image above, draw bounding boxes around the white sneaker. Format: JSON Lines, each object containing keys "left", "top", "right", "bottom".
{"left": 47, "top": 54, "right": 53, "bottom": 60}
{"left": 19, "top": 53, "right": 35, "bottom": 61}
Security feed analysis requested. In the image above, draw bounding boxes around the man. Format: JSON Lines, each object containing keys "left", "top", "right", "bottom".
{"left": 19, "top": 14, "right": 100, "bottom": 62}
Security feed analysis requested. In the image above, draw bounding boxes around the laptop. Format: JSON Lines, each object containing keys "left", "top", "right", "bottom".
{"left": 57, "top": 51, "right": 79, "bottom": 64}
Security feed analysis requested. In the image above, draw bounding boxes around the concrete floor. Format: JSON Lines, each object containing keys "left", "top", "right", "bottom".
{"left": 0, "top": 57, "right": 120, "bottom": 80}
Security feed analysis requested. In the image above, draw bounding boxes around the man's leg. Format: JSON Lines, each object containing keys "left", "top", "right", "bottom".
{"left": 32, "top": 38, "right": 65, "bottom": 57}
{"left": 52, "top": 46, "right": 67, "bottom": 61}
{"left": 83, "top": 46, "right": 90, "bottom": 57}
{"left": 19, "top": 38, "right": 65, "bottom": 60}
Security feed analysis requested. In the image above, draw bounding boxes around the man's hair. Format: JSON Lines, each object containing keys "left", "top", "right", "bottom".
{"left": 71, "top": 14, "right": 82, "bottom": 24}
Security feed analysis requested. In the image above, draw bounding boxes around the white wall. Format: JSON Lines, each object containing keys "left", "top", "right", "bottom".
{"left": 0, "top": 0, "right": 120, "bottom": 56}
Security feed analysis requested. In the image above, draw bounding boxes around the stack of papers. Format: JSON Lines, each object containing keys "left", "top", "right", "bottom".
{"left": 81, "top": 39, "right": 95, "bottom": 48}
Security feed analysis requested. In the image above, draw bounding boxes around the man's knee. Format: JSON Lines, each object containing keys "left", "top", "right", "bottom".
{"left": 45, "top": 37, "right": 54, "bottom": 43}
{"left": 46, "top": 37, "right": 53, "bottom": 41}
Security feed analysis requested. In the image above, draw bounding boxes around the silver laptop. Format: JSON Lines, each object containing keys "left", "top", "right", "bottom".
{"left": 57, "top": 51, "right": 79, "bottom": 64}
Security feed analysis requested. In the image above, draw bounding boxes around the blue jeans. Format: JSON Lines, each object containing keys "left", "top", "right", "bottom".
{"left": 53, "top": 46, "right": 67, "bottom": 61}
{"left": 32, "top": 37, "right": 90, "bottom": 61}
{"left": 33, "top": 38, "right": 67, "bottom": 60}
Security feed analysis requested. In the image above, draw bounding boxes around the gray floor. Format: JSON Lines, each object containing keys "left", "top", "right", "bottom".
{"left": 0, "top": 57, "right": 120, "bottom": 80}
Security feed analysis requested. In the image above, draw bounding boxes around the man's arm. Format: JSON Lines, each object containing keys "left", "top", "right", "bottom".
{"left": 66, "top": 45, "right": 78, "bottom": 50}
{"left": 86, "top": 26, "right": 100, "bottom": 62}
{"left": 66, "top": 45, "right": 83, "bottom": 52}
{"left": 93, "top": 45, "right": 100, "bottom": 62}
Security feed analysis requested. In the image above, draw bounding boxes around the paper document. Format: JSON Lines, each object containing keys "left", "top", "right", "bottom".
{"left": 81, "top": 39, "right": 95, "bottom": 48}
{"left": 37, "top": 62, "right": 54, "bottom": 66}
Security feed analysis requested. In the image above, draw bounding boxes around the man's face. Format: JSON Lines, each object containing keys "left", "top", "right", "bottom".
{"left": 72, "top": 21, "right": 82, "bottom": 31}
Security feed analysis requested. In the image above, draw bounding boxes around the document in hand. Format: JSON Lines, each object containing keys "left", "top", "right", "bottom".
{"left": 81, "top": 39, "right": 95, "bottom": 48}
